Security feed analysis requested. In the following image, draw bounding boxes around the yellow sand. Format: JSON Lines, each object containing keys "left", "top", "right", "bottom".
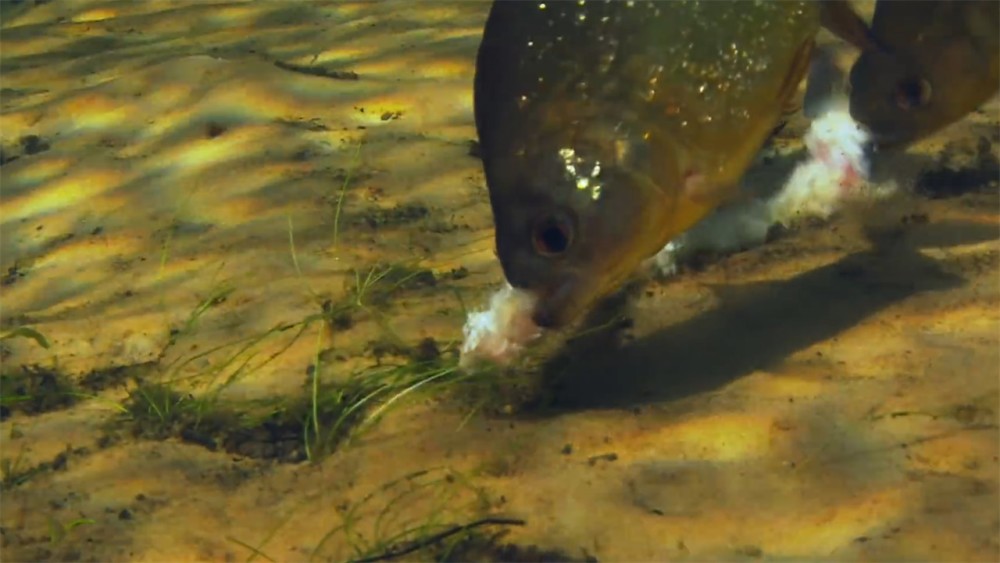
{"left": 1, "top": 1, "right": 997, "bottom": 561}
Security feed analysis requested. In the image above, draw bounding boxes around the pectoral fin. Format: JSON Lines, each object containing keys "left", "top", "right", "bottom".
{"left": 776, "top": 37, "right": 816, "bottom": 117}
{"left": 819, "top": 0, "right": 886, "bottom": 52}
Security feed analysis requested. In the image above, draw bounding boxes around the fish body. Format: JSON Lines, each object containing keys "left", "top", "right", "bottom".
{"left": 848, "top": 0, "right": 1000, "bottom": 148}
{"left": 474, "top": 0, "right": 819, "bottom": 328}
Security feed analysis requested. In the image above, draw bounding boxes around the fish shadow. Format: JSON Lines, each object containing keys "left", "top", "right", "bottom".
{"left": 531, "top": 221, "right": 994, "bottom": 413}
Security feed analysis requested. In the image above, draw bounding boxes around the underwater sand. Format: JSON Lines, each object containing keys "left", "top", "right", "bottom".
{"left": 1, "top": 1, "right": 998, "bottom": 561}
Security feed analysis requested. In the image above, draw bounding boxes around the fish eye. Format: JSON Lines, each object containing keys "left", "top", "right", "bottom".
{"left": 893, "top": 76, "right": 932, "bottom": 110}
{"left": 531, "top": 212, "right": 574, "bottom": 257}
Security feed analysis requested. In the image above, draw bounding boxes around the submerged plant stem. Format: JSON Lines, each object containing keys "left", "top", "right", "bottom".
{"left": 349, "top": 517, "right": 526, "bottom": 563}
{"left": 333, "top": 141, "right": 363, "bottom": 249}
{"left": 311, "top": 326, "right": 322, "bottom": 451}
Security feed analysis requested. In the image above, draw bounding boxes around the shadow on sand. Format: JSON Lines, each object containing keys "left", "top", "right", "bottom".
{"left": 530, "top": 217, "right": 996, "bottom": 413}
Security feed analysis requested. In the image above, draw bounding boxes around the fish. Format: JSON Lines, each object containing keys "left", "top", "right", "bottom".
{"left": 848, "top": 0, "right": 1000, "bottom": 148}
{"left": 474, "top": 0, "right": 822, "bottom": 329}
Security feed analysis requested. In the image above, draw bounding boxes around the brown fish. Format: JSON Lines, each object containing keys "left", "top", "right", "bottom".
{"left": 848, "top": 0, "right": 1000, "bottom": 148}
{"left": 474, "top": 0, "right": 821, "bottom": 329}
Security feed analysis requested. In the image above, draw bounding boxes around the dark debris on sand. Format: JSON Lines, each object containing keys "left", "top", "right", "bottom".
{"left": 0, "top": 365, "right": 78, "bottom": 420}
{"left": 916, "top": 136, "right": 999, "bottom": 199}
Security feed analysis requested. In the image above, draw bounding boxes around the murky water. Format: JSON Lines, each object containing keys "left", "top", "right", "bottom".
{"left": 1, "top": 1, "right": 997, "bottom": 561}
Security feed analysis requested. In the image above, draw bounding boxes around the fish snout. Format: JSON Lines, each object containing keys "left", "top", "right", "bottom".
{"left": 528, "top": 271, "right": 586, "bottom": 329}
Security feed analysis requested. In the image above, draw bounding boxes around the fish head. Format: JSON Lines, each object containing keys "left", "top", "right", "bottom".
{"left": 485, "top": 123, "right": 693, "bottom": 329}
{"left": 847, "top": 49, "right": 936, "bottom": 148}
{"left": 850, "top": 46, "right": 998, "bottom": 149}
{"left": 848, "top": 2, "right": 1000, "bottom": 149}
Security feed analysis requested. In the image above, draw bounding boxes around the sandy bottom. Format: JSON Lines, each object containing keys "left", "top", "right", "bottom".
{"left": 1, "top": 1, "right": 998, "bottom": 561}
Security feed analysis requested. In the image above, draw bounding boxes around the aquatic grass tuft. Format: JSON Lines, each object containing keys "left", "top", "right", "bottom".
{"left": 302, "top": 355, "right": 465, "bottom": 462}
{"left": 229, "top": 464, "right": 563, "bottom": 563}
{"left": 303, "top": 467, "right": 519, "bottom": 562}
{"left": 283, "top": 137, "right": 475, "bottom": 463}
{"left": 120, "top": 235, "right": 468, "bottom": 465}
{"left": 115, "top": 307, "right": 327, "bottom": 460}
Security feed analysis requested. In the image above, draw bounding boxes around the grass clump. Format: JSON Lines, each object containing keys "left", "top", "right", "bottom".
{"left": 116, "top": 353, "right": 464, "bottom": 465}
{"left": 231, "top": 468, "right": 595, "bottom": 563}
{"left": 230, "top": 353, "right": 461, "bottom": 463}
{"left": 229, "top": 467, "right": 519, "bottom": 562}
{"left": 117, "top": 378, "right": 306, "bottom": 462}
{"left": 303, "top": 467, "right": 594, "bottom": 562}
{"left": 111, "top": 255, "right": 467, "bottom": 461}
{"left": 121, "top": 382, "right": 231, "bottom": 442}
{"left": 321, "top": 261, "right": 439, "bottom": 336}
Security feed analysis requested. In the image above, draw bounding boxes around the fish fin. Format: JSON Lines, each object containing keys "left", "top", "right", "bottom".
{"left": 819, "top": 0, "right": 885, "bottom": 52}
{"left": 775, "top": 37, "right": 815, "bottom": 119}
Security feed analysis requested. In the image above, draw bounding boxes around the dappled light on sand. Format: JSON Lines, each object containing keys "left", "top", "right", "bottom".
{"left": 1, "top": 1, "right": 997, "bottom": 561}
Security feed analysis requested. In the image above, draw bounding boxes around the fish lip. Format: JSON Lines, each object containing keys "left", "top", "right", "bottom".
{"left": 850, "top": 116, "right": 910, "bottom": 151}
{"left": 531, "top": 305, "right": 561, "bottom": 329}
{"left": 869, "top": 131, "right": 913, "bottom": 152}
{"left": 527, "top": 272, "right": 586, "bottom": 329}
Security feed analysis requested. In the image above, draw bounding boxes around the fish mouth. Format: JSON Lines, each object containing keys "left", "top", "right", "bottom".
{"left": 527, "top": 272, "right": 590, "bottom": 329}
{"left": 849, "top": 110, "right": 913, "bottom": 151}
{"left": 866, "top": 129, "right": 916, "bottom": 152}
